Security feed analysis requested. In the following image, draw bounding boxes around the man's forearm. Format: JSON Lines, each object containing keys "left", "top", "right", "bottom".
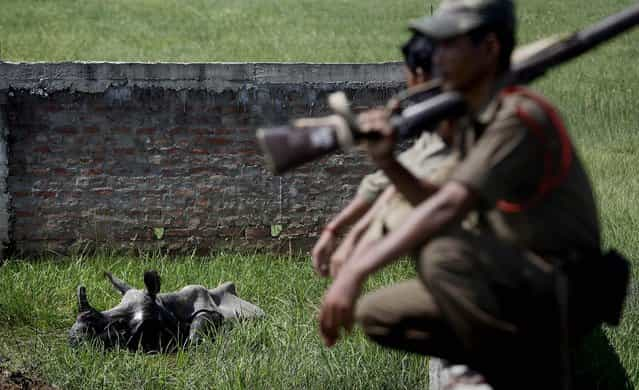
{"left": 376, "top": 158, "right": 439, "bottom": 206}
{"left": 348, "top": 182, "right": 474, "bottom": 278}
{"left": 326, "top": 195, "right": 373, "bottom": 233}
{"left": 349, "top": 187, "right": 395, "bottom": 234}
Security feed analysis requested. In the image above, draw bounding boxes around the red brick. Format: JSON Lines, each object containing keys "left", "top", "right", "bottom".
{"left": 215, "top": 128, "right": 234, "bottom": 135}
{"left": 189, "top": 167, "right": 210, "bottom": 175}
{"left": 326, "top": 166, "right": 347, "bottom": 175}
{"left": 79, "top": 156, "right": 104, "bottom": 164}
{"left": 84, "top": 126, "right": 100, "bottom": 134}
{"left": 191, "top": 155, "right": 209, "bottom": 164}
{"left": 112, "top": 127, "right": 130, "bottom": 134}
{"left": 34, "top": 191, "right": 56, "bottom": 199}
{"left": 92, "top": 188, "right": 113, "bottom": 196}
{"left": 136, "top": 127, "right": 156, "bottom": 135}
{"left": 81, "top": 168, "right": 103, "bottom": 176}
{"left": 94, "top": 208, "right": 114, "bottom": 216}
{"left": 191, "top": 148, "right": 208, "bottom": 155}
{"left": 56, "top": 127, "right": 77, "bottom": 134}
{"left": 221, "top": 106, "right": 240, "bottom": 114}
{"left": 45, "top": 103, "right": 63, "bottom": 112}
{"left": 160, "top": 169, "right": 183, "bottom": 177}
{"left": 59, "top": 191, "right": 82, "bottom": 199}
{"left": 174, "top": 188, "right": 195, "bottom": 198}
{"left": 30, "top": 168, "right": 51, "bottom": 176}
{"left": 169, "top": 127, "right": 187, "bottom": 135}
{"left": 113, "top": 147, "right": 135, "bottom": 155}
{"left": 143, "top": 208, "right": 163, "bottom": 219}
{"left": 165, "top": 228, "right": 193, "bottom": 238}
{"left": 13, "top": 191, "right": 30, "bottom": 198}
{"left": 245, "top": 227, "right": 270, "bottom": 239}
{"left": 33, "top": 145, "right": 51, "bottom": 153}
{"left": 160, "top": 147, "right": 179, "bottom": 155}
{"left": 195, "top": 198, "right": 210, "bottom": 208}
{"left": 53, "top": 168, "right": 70, "bottom": 176}
{"left": 218, "top": 227, "right": 244, "bottom": 238}
{"left": 236, "top": 139, "right": 257, "bottom": 147}
{"left": 208, "top": 137, "right": 230, "bottom": 146}
{"left": 198, "top": 187, "right": 217, "bottom": 195}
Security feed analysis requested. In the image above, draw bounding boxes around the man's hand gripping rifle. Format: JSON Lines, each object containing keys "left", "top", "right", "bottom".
{"left": 257, "top": 3, "right": 639, "bottom": 175}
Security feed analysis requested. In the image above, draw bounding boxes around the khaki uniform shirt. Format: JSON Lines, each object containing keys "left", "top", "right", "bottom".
{"left": 358, "top": 132, "right": 459, "bottom": 242}
{"left": 449, "top": 87, "right": 601, "bottom": 253}
{"left": 356, "top": 132, "right": 451, "bottom": 202}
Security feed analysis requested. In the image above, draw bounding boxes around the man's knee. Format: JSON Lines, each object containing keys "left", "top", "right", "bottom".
{"left": 356, "top": 292, "right": 417, "bottom": 351}
{"left": 355, "top": 292, "right": 390, "bottom": 337}
{"left": 418, "top": 235, "right": 473, "bottom": 287}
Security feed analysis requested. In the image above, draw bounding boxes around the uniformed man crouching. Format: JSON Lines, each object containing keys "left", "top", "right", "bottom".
{"left": 318, "top": 1, "right": 603, "bottom": 388}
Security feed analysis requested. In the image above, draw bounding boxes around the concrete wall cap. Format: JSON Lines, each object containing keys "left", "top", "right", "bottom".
{"left": 0, "top": 62, "right": 404, "bottom": 94}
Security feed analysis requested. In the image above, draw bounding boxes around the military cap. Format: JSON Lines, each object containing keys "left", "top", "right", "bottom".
{"left": 410, "top": 0, "right": 515, "bottom": 40}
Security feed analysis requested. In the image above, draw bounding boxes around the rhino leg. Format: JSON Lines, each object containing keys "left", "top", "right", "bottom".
{"left": 104, "top": 272, "right": 132, "bottom": 295}
{"left": 143, "top": 270, "right": 161, "bottom": 299}
{"left": 188, "top": 311, "right": 223, "bottom": 345}
{"left": 208, "top": 282, "right": 236, "bottom": 297}
{"left": 208, "top": 282, "right": 264, "bottom": 319}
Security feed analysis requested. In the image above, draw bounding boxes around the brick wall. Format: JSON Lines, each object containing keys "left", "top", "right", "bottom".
{"left": 0, "top": 96, "right": 9, "bottom": 258}
{"left": 0, "top": 62, "right": 404, "bottom": 256}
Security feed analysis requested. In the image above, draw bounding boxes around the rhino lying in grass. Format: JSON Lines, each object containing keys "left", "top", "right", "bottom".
{"left": 69, "top": 270, "right": 265, "bottom": 352}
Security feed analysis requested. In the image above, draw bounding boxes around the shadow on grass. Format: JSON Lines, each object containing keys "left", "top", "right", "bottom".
{"left": 575, "top": 327, "right": 632, "bottom": 390}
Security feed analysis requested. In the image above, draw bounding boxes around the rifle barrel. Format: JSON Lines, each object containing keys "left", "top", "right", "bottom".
{"left": 397, "top": 3, "right": 639, "bottom": 140}
{"left": 511, "top": 3, "right": 639, "bottom": 84}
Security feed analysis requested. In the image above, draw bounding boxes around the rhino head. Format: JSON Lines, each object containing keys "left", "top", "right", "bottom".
{"left": 69, "top": 270, "right": 183, "bottom": 352}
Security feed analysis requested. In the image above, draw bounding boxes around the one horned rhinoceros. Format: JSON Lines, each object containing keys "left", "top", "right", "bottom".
{"left": 69, "top": 270, "right": 265, "bottom": 352}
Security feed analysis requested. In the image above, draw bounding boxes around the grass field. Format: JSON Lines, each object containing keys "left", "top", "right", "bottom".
{"left": 0, "top": 253, "right": 430, "bottom": 389}
{"left": 0, "top": 0, "right": 429, "bottom": 63}
{"left": 0, "top": 0, "right": 638, "bottom": 389}
{"left": 0, "top": 0, "right": 633, "bottom": 63}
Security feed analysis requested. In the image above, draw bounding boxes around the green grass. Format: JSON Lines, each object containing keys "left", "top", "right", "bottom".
{"left": 0, "top": 1, "right": 636, "bottom": 63}
{"left": 0, "top": 253, "right": 429, "bottom": 389}
{"left": 0, "top": 0, "right": 429, "bottom": 63}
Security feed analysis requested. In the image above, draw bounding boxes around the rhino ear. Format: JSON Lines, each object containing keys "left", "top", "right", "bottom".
{"left": 104, "top": 272, "right": 132, "bottom": 295}
{"left": 77, "top": 285, "right": 94, "bottom": 313}
{"left": 144, "top": 270, "right": 161, "bottom": 298}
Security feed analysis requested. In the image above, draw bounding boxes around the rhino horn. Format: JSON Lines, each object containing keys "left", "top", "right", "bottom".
{"left": 104, "top": 272, "right": 132, "bottom": 295}
{"left": 77, "top": 285, "right": 94, "bottom": 313}
{"left": 144, "top": 270, "right": 161, "bottom": 299}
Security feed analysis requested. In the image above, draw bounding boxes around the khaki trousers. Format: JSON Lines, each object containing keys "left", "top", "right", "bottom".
{"left": 355, "top": 229, "right": 582, "bottom": 389}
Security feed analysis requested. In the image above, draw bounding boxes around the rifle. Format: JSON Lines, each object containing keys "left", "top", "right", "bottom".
{"left": 256, "top": 3, "right": 639, "bottom": 175}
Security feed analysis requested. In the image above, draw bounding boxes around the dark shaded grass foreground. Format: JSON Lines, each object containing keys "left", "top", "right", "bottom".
{"left": 0, "top": 253, "right": 428, "bottom": 389}
{"left": 0, "top": 251, "right": 637, "bottom": 389}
